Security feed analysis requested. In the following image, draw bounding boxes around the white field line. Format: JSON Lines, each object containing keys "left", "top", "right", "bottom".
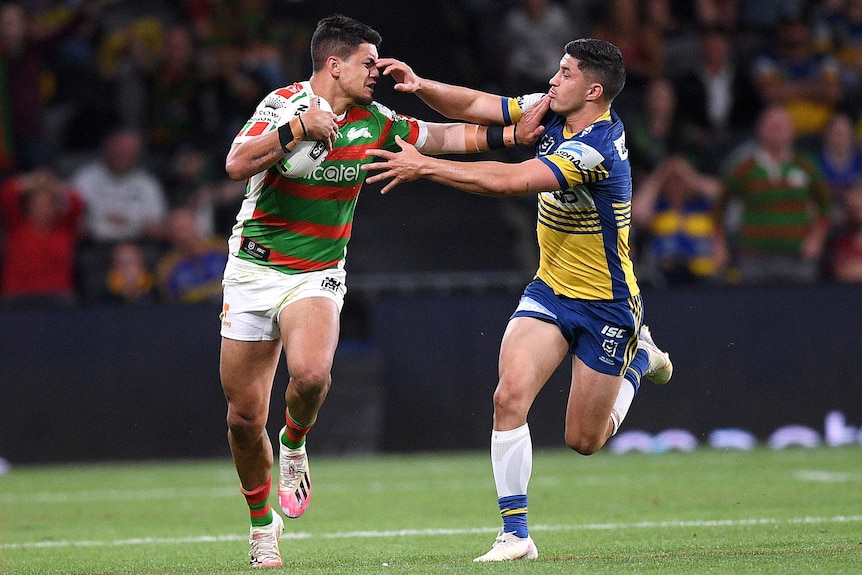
{"left": 1, "top": 469, "right": 854, "bottom": 505}
{"left": 3, "top": 515, "right": 861, "bottom": 550}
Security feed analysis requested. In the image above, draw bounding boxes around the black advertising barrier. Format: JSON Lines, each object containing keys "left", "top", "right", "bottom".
{"left": 0, "top": 282, "right": 860, "bottom": 464}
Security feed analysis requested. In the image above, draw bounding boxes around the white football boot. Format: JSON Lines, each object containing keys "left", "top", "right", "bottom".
{"left": 473, "top": 532, "right": 539, "bottom": 562}
{"left": 638, "top": 324, "right": 673, "bottom": 385}
{"left": 248, "top": 512, "right": 283, "bottom": 568}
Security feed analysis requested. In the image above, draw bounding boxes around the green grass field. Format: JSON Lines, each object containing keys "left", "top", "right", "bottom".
{"left": 1, "top": 446, "right": 860, "bottom": 574}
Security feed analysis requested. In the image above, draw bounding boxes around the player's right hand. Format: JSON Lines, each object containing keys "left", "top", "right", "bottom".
{"left": 377, "top": 58, "right": 422, "bottom": 93}
{"left": 301, "top": 97, "right": 339, "bottom": 149}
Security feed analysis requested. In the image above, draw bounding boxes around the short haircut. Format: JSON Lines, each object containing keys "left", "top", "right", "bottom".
{"left": 565, "top": 39, "right": 626, "bottom": 103}
{"left": 310, "top": 14, "right": 382, "bottom": 72}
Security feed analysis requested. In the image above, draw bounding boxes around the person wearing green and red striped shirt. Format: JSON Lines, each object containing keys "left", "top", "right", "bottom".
{"left": 218, "top": 14, "right": 545, "bottom": 568}
{"left": 714, "top": 105, "right": 833, "bottom": 285}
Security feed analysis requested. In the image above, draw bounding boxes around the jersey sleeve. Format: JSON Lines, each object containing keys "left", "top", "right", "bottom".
{"left": 233, "top": 84, "right": 306, "bottom": 144}
{"left": 539, "top": 139, "right": 613, "bottom": 191}
{"left": 373, "top": 101, "right": 428, "bottom": 151}
{"left": 502, "top": 93, "right": 547, "bottom": 125}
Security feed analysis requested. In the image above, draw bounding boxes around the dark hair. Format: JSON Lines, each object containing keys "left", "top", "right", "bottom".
{"left": 564, "top": 39, "right": 626, "bottom": 103}
{"left": 310, "top": 14, "right": 382, "bottom": 72}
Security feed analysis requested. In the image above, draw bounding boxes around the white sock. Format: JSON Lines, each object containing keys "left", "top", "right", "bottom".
{"left": 610, "top": 381, "right": 636, "bottom": 435}
{"left": 491, "top": 423, "right": 532, "bottom": 497}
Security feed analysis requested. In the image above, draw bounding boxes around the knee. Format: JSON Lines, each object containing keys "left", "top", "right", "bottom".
{"left": 226, "top": 405, "right": 267, "bottom": 443}
{"left": 289, "top": 363, "right": 332, "bottom": 401}
{"left": 492, "top": 380, "right": 534, "bottom": 422}
{"left": 564, "top": 430, "right": 605, "bottom": 456}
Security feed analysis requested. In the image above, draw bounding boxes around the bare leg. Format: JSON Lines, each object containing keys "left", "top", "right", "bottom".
{"left": 492, "top": 317, "right": 569, "bottom": 431}
{"left": 564, "top": 356, "right": 625, "bottom": 455}
{"left": 220, "top": 337, "right": 282, "bottom": 490}
{"left": 279, "top": 297, "right": 341, "bottom": 427}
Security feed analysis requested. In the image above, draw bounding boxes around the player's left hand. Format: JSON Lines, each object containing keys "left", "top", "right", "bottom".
{"left": 377, "top": 58, "right": 422, "bottom": 93}
{"left": 362, "top": 136, "right": 423, "bottom": 194}
{"left": 515, "top": 94, "right": 550, "bottom": 146}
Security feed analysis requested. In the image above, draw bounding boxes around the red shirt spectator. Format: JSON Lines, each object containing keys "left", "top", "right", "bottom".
{"left": 0, "top": 169, "right": 84, "bottom": 300}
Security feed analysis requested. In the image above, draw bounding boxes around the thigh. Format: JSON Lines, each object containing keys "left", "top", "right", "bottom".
{"left": 565, "top": 355, "right": 624, "bottom": 436}
{"left": 278, "top": 296, "right": 341, "bottom": 377}
{"left": 220, "top": 337, "right": 282, "bottom": 416}
{"left": 497, "top": 316, "right": 569, "bottom": 411}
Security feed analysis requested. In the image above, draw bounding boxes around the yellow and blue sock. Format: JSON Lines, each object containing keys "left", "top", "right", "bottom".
{"left": 499, "top": 494, "right": 529, "bottom": 538}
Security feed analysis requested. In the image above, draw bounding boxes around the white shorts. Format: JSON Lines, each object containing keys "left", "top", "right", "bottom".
{"left": 220, "top": 255, "right": 347, "bottom": 341}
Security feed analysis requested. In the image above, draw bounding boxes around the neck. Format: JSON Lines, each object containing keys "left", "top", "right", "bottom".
{"left": 309, "top": 75, "right": 350, "bottom": 115}
{"left": 565, "top": 105, "right": 609, "bottom": 135}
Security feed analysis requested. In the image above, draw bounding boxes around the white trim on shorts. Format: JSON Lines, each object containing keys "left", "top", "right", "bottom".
{"left": 219, "top": 255, "right": 347, "bottom": 341}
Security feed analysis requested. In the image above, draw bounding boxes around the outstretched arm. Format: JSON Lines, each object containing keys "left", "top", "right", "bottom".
{"left": 420, "top": 106, "right": 547, "bottom": 155}
{"left": 378, "top": 57, "right": 507, "bottom": 124}
{"left": 363, "top": 136, "right": 560, "bottom": 196}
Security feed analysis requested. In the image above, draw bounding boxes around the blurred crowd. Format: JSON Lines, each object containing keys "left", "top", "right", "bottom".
{"left": 2, "top": 0, "right": 862, "bottom": 311}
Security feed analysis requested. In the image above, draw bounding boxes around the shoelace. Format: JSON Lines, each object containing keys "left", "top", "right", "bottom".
{"left": 250, "top": 532, "right": 280, "bottom": 564}
{"left": 282, "top": 455, "right": 306, "bottom": 485}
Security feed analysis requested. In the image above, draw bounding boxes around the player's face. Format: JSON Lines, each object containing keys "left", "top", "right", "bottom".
{"left": 338, "top": 43, "right": 380, "bottom": 106}
{"left": 547, "top": 54, "right": 591, "bottom": 115}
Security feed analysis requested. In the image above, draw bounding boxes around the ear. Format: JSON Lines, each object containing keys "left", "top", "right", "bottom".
{"left": 326, "top": 56, "right": 341, "bottom": 78}
{"left": 586, "top": 83, "right": 604, "bottom": 102}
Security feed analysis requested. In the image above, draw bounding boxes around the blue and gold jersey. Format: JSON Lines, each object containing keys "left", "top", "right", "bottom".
{"left": 505, "top": 95, "right": 639, "bottom": 301}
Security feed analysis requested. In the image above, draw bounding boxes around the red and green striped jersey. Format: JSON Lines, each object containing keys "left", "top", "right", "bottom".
{"left": 228, "top": 82, "right": 427, "bottom": 274}
{"left": 718, "top": 149, "right": 831, "bottom": 254}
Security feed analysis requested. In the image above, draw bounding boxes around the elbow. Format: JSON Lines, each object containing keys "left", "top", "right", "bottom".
{"left": 224, "top": 158, "right": 248, "bottom": 181}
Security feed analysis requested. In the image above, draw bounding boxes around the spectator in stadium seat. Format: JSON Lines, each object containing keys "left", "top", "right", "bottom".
{"left": 112, "top": 24, "right": 215, "bottom": 171}
{"left": 72, "top": 129, "right": 168, "bottom": 245}
{"left": 70, "top": 128, "right": 167, "bottom": 301}
{"left": 714, "top": 105, "right": 833, "bottom": 284}
{"left": 815, "top": 111, "right": 862, "bottom": 226}
{"left": 499, "top": 0, "right": 575, "bottom": 94}
{"left": 751, "top": 17, "right": 842, "bottom": 145}
{"left": 155, "top": 206, "right": 226, "bottom": 304}
{"left": 0, "top": 168, "right": 84, "bottom": 307}
{"left": 589, "top": 0, "right": 665, "bottom": 118}
{"left": 624, "top": 76, "right": 688, "bottom": 182}
{"left": 674, "top": 24, "right": 763, "bottom": 174}
{"left": 366, "top": 38, "right": 673, "bottom": 562}
{"left": 632, "top": 155, "right": 722, "bottom": 286}
{"left": 0, "top": 1, "right": 107, "bottom": 176}
{"left": 828, "top": 184, "right": 862, "bottom": 282}
{"left": 103, "top": 240, "right": 156, "bottom": 305}
{"left": 812, "top": 0, "right": 862, "bottom": 119}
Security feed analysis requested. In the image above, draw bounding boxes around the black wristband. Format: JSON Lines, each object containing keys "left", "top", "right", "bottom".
{"left": 486, "top": 126, "right": 505, "bottom": 150}
{"left": 278, "top": 122, "right": 295, "bottom": 153}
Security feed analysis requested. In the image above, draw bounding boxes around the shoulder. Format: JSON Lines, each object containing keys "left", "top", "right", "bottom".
{"left": 261, "top": 82, "right": 311, "bottom": 106}
{"left": 365, "top": 101, "right": 415, "bottom": 122}
{"left": 554, "top": 139, "right": 608, "bottom": 170}
{"left": 562, "top": 114, "right": 626, "bottom": 166}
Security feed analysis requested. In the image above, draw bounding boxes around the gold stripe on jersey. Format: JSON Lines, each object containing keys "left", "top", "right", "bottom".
{"left": 538, "top": 195, "right": 600, "bottom": 233}
{"left": 536, "top": 190, "right": 637, "bottom": 300}
{"left": 543, "top": 154, "right": 610, "bottom": 187}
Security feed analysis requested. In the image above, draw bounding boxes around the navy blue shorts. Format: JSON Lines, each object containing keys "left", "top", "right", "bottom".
{"left": 510, "top": 278, "right": 643, "bottom": 376}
